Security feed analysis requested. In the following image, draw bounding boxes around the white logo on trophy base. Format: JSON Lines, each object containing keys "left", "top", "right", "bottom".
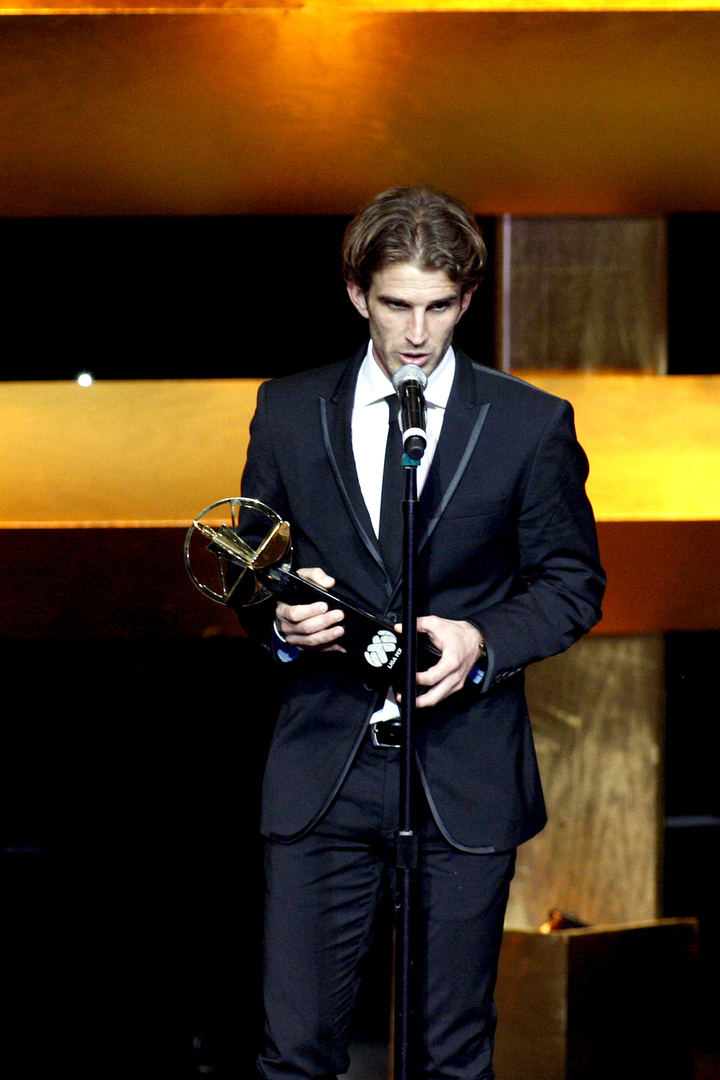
{"left": 365, "top": 630, "right": 398, "bottom": 668}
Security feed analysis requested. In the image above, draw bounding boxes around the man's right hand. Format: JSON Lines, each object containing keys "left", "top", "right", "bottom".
{"left": 275, "top": 567, "right": 346, "bottom": 652}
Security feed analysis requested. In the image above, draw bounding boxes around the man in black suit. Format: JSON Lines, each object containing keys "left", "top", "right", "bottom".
{"left": 240, "top": 187, "right": 605, "bottom": 1080}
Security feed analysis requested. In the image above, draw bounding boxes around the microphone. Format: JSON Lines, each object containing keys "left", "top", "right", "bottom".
{"left": 392, "top": 365, "right": 428, "bottom": 461}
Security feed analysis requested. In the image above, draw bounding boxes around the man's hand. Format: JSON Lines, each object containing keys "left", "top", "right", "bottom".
{"left": 275, "top": 567, "right": 346, "bottom": 652}
{"left": 396, "top": 616, "right": 484, "bottom": 708}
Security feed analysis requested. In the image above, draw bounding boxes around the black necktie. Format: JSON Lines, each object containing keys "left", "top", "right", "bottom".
{"left": 378, "top": 395, "right": 404, "bottom": 577}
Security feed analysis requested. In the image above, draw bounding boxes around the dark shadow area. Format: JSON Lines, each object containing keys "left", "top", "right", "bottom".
{"left": 0, "top": 215, "right": 496, "bottom": 382}
{"left": 2, "top": 636, "right": 275, "bottom": 1079}
{"left": 3, "top": 211, "right": 717, "bottom": 379}
{"left": 668, "top": 215, "right": 720, "bottom": 375}
{"left": 664, "top": 632, "right": 720, "bottom": 1056}
{"left": 2, "top": 633, "right": 396, "bottom": 1079}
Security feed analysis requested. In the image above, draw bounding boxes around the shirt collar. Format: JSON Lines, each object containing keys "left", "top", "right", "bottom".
{"left": 355, "top": 343, "right": 456, "bottom": 410}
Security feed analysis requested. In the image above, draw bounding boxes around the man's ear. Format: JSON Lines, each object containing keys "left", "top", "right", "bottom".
{"left": 457, "top": 287, "right": 475, "bottom": 322}
{"left": 347, "top": 281, "right": 370, "bottom": 319}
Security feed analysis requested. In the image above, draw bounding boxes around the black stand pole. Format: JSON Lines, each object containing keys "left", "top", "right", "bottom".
{"left": 394, "top": 457, "right": 420, "bottom": 1080}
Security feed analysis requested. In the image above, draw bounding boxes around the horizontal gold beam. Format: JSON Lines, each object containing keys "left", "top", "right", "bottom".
{"left": 520, "top": 372, "right": 720, "bottom": 523}
{"left": 2, "top": 373, "right": 719, "bottom": 634}
{"left": 2, "top": 379, "right": 264, "bottom": 527}
{"left": 3, "top": 373, "right": 719, "bottom": 526}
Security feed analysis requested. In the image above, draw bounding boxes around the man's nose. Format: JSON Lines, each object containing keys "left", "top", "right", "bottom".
{"left": 406, "top": 310, "right": 428, "bottom": 343}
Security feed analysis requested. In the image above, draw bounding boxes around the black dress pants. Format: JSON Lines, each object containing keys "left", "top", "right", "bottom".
{"left": 257, "top": 736, "right": 516, "bottom": 1080}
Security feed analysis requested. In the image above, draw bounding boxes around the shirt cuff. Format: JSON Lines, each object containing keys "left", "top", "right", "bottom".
{"left": 272, "top": 620, "right": 301, "bottom": 663}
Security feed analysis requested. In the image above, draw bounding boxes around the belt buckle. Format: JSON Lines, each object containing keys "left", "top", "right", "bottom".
{"left": 370, "top": 720, "right": 402, "bottom": 749}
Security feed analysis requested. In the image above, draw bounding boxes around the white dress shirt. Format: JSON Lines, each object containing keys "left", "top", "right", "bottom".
{"left": 351, "top": 344, "right": 456, "bottom": 721}
{"left": 351, "top": 343, "right": 455, "bottom": 535}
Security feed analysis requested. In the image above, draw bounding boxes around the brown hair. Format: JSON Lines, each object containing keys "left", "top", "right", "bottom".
{"left": 342, "top": 186, "right": 486, "bottom": 295}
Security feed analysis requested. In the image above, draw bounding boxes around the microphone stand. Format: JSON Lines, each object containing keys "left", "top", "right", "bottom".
{"left": 394, "top": 450, "right": 421, "bottom": 1080}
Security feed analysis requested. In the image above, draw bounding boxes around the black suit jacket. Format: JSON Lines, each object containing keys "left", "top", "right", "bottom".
{"left": 240, "top": 349, "right": 605, "bottom": 852}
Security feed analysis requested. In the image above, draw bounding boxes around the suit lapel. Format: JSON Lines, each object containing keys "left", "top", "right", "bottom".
{"left": 419, "top": 352, "right": 491, "bottom": 544}
{"left": 320, "top": 348, "right": 492, "bottom": 603}
{"left": 388, "top": 351, "right": 491, "bottom": 607}
{"left": 319, "top": 351, "right": 388, "bottom": 579}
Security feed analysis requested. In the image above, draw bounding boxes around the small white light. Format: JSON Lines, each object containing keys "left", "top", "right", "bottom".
{"left": 77, "top": 373, "right": 94, "bottom": 387}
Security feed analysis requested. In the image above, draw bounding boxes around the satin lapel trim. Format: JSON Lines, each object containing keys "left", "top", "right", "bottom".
{"left": 420, "top": 401, "right": 491, "bottom": 547}
{"left": 387, "top": 357, "right": 491, "bottom": 607}
{"left": 319, "top": 364, "right": 386, "bottom": 576}
{"left": 420, "top": 355, "right": 491, "bottom": 546}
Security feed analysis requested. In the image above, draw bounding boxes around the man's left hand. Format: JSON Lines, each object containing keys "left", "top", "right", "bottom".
{"left": 395, "top": 617, "right": 485, "bottom": 708}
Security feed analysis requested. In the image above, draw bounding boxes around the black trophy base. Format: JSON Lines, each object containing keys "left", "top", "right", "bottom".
{"left": 265, "top": 566, "right": 439, "bottom": 692}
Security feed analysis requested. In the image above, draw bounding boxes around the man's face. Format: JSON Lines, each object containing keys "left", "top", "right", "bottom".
{"left": 347, "top": 262, "right": 473, "bottom": 382}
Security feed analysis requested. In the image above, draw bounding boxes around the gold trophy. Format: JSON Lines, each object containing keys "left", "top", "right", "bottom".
{"left": 184, "top": 497, "right": 437, "bottom": 688}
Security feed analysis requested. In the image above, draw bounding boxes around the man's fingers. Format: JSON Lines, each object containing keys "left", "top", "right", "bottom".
{"left": 394, "top": 616, "right": 482, "bottom": 707}
{"left": 277, "top": 598, "right": 330, "bottom": 627}
{"left": 277, "top": 604, "right": 345, "bottom": 640}
{"left": 276, "top": 567, "right": 345, "bottom": 650}
{"left": 415, "top": 671, "right": 464, "bottom": 708}
{"left": 297, "top": 566, "right": 336, "bottom": 590}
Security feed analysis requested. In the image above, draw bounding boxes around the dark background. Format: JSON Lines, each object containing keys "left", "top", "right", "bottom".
{"left": 3, "top": 213, "right": 719, "bottom": 380}
{"left": 2, "top": 213, "right": 719, "bottom": 1077}
{"left": 0, "top": 215, "right": 497, "bottom": 382}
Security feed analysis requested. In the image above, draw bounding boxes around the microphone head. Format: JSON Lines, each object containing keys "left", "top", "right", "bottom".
{"left": 392, "top": 365, "right": 427, "bottom": 392}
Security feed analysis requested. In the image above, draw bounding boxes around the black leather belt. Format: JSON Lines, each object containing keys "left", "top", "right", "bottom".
{"left": 369, "top": 719, "right": 403, "bottom": 748}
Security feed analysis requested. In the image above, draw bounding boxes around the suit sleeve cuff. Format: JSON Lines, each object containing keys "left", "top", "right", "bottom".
{"left": 464, "top": 619, "right": 496, "bottom": 691}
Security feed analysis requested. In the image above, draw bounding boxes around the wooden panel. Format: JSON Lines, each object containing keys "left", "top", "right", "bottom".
{"left": 495, "top": 919, "right": 698, "bottom": 1080}
{"left": 597, "top": 520, "right": 720, "bottom": 634}
{"left": 5, "top": 2, "right": 716, "bottom": 10}
{"left": 2, "top": 12, "right": 720, "bottom": 216}
{"left": 506, "top": 635, "right": 664, "bottom": 928}
{"left": 498, "top": 219, "right": 668, "bottom": 374}
{"left": 1, "top": 523, "right": 717, "bottom": 638}
{"left": 0, "top": 527, "right": 242, "bottom": 639}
